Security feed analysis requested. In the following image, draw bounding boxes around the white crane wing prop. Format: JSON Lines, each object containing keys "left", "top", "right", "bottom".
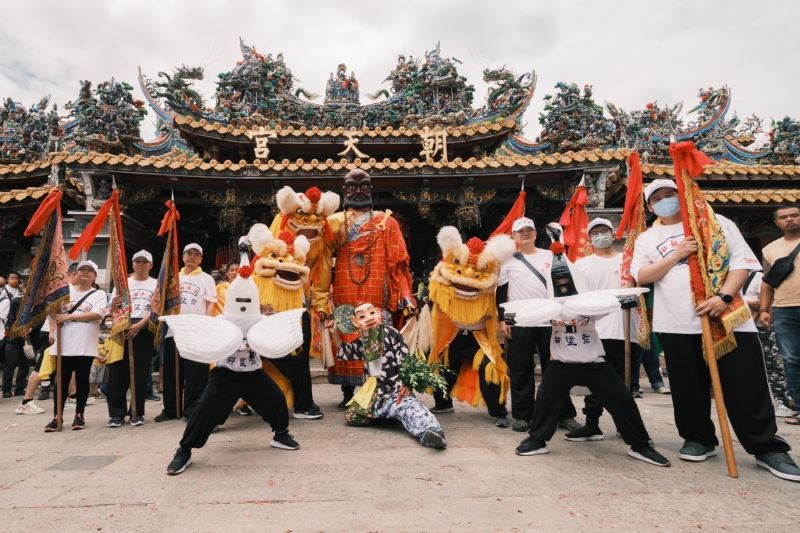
{"left": 158, "top": 315, "right": 245, "bottom": 363}
{"left": 247, "top": 308, "right": 305, "bottom": 359}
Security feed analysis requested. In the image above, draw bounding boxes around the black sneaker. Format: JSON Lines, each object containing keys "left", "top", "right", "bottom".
{"left": 293, "top": 406, "right": 324, "bottom": 419}
{"left": 629, "top": 445, "right": 671, "bottom": 467}
{"left": 495, "top": 416, "right": 510, "bottom": 428}
{"left": 44, "top": 418, "right": 59, "bottom": 432}
{"left": 431, "top": 402, "right": 454, "bottom": 414}
{"left": 270, "top": 431, "right": 300, "bottom": 450}
{"left": 145, "top": 394, "right": 161, "bottom": 402}
{"left": 238, "top": 406, "right": 253, "bottom": 416}
{"left": 558, "top": 417, "right": 581, "bottom": 432}
{"left": 130, "top": 415, "right": 145, "bottom": 427}
{"left": 71, "top": 414, "right": 86, "bottom": 430}
{"left": 38, "top": 388, "right": 51, "bottom": 401}
{"left": 154, "top": 411, "right": 177, "bottom": 423}
{"left": 511, "top": 419, "right": 530, "bottom": 432}
{"left": 565, "top": 424, "right": 605, "bottom": 442}
{"left": 515, "top": 436, "right": 549, "bottom": 456}
{"left": 632, "top": 390, "right": 643, "bottom": 399}
{"left": 679, "top": 440, "right": 717, "bottom": 462}
{"left": 167, "top": 447, "right": 192, "bottom": 475}
{"left": 420, "top": 428, "right": 447, "bottom": 449}
{"left": 336, "top": 397, "right": 352, "bottom": 410}
{"left": 756, "top": 452, "right": 800, "bottom": 482}
{"left": 107, "top": 416, "right": 124, "bottom": 428}
{"left": 2, "top": 391, "right": 12, "bottom": 399}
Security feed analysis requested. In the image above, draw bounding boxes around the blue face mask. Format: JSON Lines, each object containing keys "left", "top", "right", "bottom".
{"left": 652, "top": 196, "right": 680, "bottom": 217}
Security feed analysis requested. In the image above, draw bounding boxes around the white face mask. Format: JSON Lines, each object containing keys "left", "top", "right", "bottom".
{"left": 591, "top": 233, "right": 614, "bottom": 249}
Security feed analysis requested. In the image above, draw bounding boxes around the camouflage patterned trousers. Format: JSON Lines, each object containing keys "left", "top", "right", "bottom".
{"left": 757, "top": 328, "right": 790, "bottom": 406}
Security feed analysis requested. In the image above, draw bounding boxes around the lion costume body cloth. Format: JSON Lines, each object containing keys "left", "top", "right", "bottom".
{"left": 314, "top": 209, "right": 414, "bottom": 387}
{"left": 427, "top": 228, "right": 515, "bottom": 414}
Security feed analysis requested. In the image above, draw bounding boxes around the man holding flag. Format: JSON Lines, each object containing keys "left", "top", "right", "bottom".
{"left": 631, "top": 169, "right": 799, "bottom": 482}
{"left": 107, "top": 250, "right": 157, "bottom": 427}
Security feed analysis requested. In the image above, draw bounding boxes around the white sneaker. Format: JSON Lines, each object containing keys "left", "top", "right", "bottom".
{"left": 65, "top": 397, "right": 76, "bottom": 409}
{"left": 85, "top": 396, "right": 96, "bottom": 405}
{"left": 775, "top": 402, "right": 798, "bottom": 418}
{"left": 16, "top": 401, "right": 46, "bottom": 415}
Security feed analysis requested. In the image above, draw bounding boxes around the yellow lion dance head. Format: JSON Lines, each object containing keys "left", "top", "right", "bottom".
{"left": 276, "top": 185, "right": 340, "bottom": 244}
{"left": 247, "top": 223, "right": 312, "bottom": 312}
{"left": 429, "top": 226, "right": 516, "bottom": 328}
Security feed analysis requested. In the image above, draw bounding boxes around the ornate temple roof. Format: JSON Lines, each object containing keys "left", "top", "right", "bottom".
{"left": 703, "top": 189, "right": 800, "bottom": 205}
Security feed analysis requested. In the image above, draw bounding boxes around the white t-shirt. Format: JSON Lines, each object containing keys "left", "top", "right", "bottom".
{"left": 573, "top": 254, "right": 639, "bottom": 342}
{"left": 549, "top": 315, "right": 606, "bottom": 364}
{"left": 4, "top": 285, "right": 21, "bottom": 299}
{"left": 498, "top": 249, "right": 553, "bottom": 300}
{"left": 0, "top": 296, "right": 9, "bottom": 340}
{"left": 743, "top": 271, "right": 763, "bottom": 305}
{"left": 51, "top": 286, "right": 108, "bottom": 357}
{"left": 112, "top": 277, "right": 158, "bottom": 320}
{"left": 167, "top": 269, "right": 218, "bottom": 338}
{"left": 630, "top": 215, "right": 760, "bottom": 334}
{"left": 216, "top": 342, "right": 262, "bottom": 373}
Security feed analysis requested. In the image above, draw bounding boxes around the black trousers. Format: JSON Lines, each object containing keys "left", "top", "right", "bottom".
{"left": 52, "top": 356, "right": 93, "bottom": 417}
{"left": 107, "top": 324, "right": 154, "bottom": 418}
{"left": 271, "top": 311, "right": 315, "bottom": 411}
{"left": 583, "top": 339, "right": 642, "bottom": 424}
{"left": 433, "top": 331, "right": 508, "bottom": 417}
{"left": 529, "top": 361, "right": 650, "bottom": 448}
{"left": 507, "top": 326, "right": 577, "bottom": 422}
{"left": 161, "top": 337, "right": 210, "bottom": 418}
{"left": 659, "top": 331, "right": 790, "bottom": 455}
{"left": 2, "top": 343, "right": 30, "bottom": 395}
{"left": 180, "top": 367, "right": 289, "bottom": 449}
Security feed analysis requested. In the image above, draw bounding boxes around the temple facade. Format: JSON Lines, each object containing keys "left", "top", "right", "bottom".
{"left": 2, "top": 40, "right": 798, "bottom": 280}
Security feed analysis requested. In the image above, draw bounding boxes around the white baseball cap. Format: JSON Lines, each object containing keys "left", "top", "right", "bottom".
{"left": 183, "top": 243, "right": 203, "bottom": 254}
{"left": 644, "top": 179, "right": 678, "bottom": 202}
{"left": 512, "top": 217, "right": 536, "bottom": 232}
{"left": 132, "top": 250, "right": 153, "bottom": 263}
{"left": 587, "top": 218, "right": 614, "bottom": 233}
{"left": 76, "top": 260, "right": 99, "bottom": 273}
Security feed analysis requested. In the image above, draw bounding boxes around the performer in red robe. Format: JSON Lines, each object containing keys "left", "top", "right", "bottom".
{"left": 314, "top": 169, "right": 415, "bottom": 407}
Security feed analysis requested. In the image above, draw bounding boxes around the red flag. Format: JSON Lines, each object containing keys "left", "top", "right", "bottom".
{"left": 491, "top": 189, "right": 527, "bottom": 238}
{"left": 13, "top": 189, "right": 70, "bottom": 336}
{"left": 670, "top": 141, "right": 750, "bottom": 358}
{"left": 615, "top": 152, "right": 651, "bottom": 347}
{"left": 559, "top": 177, "right": 593, "bottom": 262}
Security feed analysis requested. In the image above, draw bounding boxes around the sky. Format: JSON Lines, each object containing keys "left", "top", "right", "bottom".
{"left": 1, "top": 0, "right": 798, "bottom": 142}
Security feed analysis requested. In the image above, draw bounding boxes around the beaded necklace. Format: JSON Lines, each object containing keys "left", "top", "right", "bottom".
{"left": 343, "top": 208, "right": 376, "bottom": 285}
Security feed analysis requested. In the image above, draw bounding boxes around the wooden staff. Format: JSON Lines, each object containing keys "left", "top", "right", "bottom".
{"left": 127, "top": 336, "right": 138, "bottom": 419}
{"left": 175, "top": 346, "right": 182, "bottom": 418}
{"left": 700, "top": 315, "right": 738, "bottom": 478}
{"left": 56, "top": 323, "right": 63, "bottom": 432}
{"left": 623, "top": 308, "right": 632, "bottom": 389}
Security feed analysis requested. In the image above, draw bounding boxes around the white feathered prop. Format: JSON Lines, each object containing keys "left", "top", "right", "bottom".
{"left": 500, "top": 223, "right": 649, "bottom": 326}
{"left": 159, "top": 238, "right": 305, "bottom": 364}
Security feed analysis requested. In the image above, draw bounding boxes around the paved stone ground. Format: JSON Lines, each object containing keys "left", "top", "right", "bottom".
{"left": 1, "top": 382, "right": 798, "bottom": 532}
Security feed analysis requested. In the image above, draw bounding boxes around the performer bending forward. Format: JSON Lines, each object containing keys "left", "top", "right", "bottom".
{"left": 166, "top": 256, "right": 300, "bottom": 475}
{"left": 339, "top": 303, "right": 446, "bottom": 449}
{"left": 512, "top": 242, "right": 671, "bottom": 467}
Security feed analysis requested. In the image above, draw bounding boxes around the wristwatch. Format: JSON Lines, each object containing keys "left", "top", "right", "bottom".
{"left": 716, "top": 292, "right": 733, "bottom": 304}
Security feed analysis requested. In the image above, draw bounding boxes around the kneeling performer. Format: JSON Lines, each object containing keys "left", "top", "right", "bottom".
{"left": 508, "top": 238, "right": 670, "bottom": 467}
{"left": 162, "top": 241, "right": 301, "bottom": 475}
{"left": 338, "top": 302, "right": 446, "bottom": 449}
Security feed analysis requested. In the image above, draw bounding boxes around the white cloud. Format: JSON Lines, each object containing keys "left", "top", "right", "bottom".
{"left": 1, "top": 0, "right": 798, "bottom": 140}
